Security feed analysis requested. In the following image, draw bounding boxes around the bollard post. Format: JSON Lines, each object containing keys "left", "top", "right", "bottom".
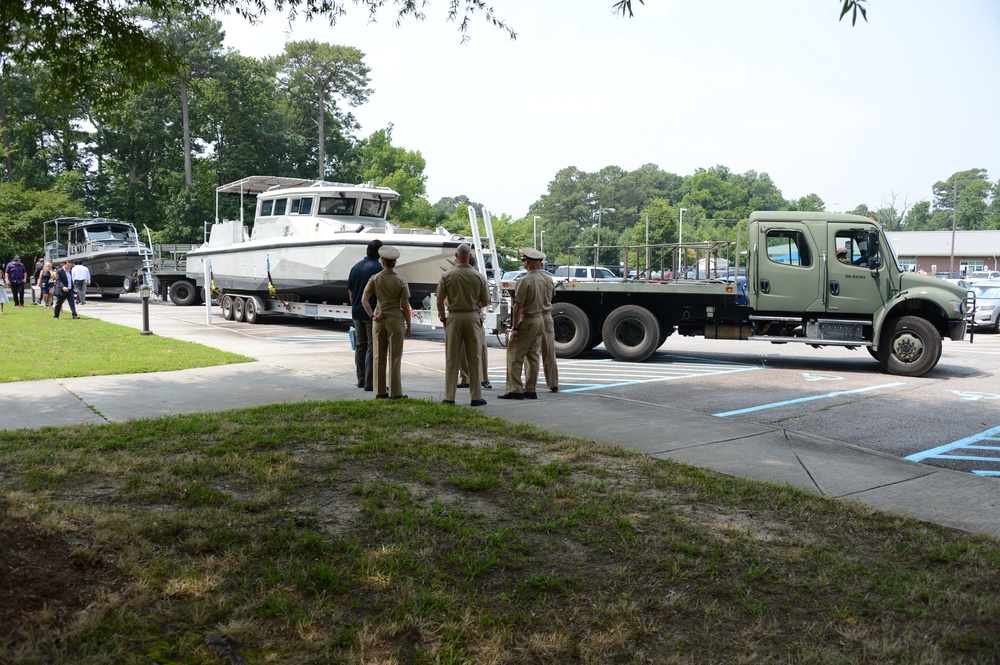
{"left": 140, "top": 283, "right": 152, "bottom": 335}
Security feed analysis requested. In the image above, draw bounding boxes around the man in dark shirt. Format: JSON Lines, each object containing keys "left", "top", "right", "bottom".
{"left": 53, "top": 260, "right": 79, "bottom": 319}
{"left": 347, "top": 239, "right": 383, "bottom": 391}
{"left": 31, "top": 258, "right": 44, "bottom": 304}
{"left": 4, "top": 255, "right": 28, "bottom": 308}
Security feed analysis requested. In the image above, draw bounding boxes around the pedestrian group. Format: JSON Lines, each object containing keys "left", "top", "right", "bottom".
{"left": 3, "top": 255, "right": 89, "bottom": 319}
{"left": 348, "top": 241, "right": 558, "bottom": 407}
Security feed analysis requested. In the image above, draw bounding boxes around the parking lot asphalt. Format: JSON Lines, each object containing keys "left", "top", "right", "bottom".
{"left": 3, "top": 298, "right": 998, "bottom": 539}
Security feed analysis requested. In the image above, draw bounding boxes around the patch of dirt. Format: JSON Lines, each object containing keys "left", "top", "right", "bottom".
{"left": 0, "top": 516, "right": 118, "bottom": 639}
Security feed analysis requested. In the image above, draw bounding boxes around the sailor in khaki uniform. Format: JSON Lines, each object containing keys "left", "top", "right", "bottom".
{"left": 499, "top": 247, "right": 547, "bottom": 400}
{"left": 436, "top": 243, "right": 490, "bottom": 406}
{"left": 362, "top": 246, "right": 412, "bottom": 399}
{"left": 532, "top": 267, "right": 558, "bottom": 392}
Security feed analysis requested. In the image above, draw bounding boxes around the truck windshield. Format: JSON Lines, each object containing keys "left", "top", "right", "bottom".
{"left": 880, "top": 233, "right": 903, "bottom": 272}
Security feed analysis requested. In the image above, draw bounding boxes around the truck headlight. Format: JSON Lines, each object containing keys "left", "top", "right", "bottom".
{"left": 951, "top": 299, "right": 964, "bottom": 314}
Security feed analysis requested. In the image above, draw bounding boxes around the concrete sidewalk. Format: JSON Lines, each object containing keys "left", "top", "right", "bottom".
{"left": 2, "top": 299, "right": 998, "bottom": 538}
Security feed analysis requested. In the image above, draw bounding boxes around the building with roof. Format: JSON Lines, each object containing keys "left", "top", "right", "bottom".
{"left": 885, "top": 230, "right": 1000, "bottom": 276}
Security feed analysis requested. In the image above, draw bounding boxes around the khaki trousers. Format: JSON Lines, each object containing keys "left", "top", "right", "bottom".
{"left": 445, "top": 311, "right": 483, "bottom": 401}
{"left": 504, "top": 317, "right": 543, "bottom": 394}
{"left": 373, "top": 316, "right": 405, "bottom": 397}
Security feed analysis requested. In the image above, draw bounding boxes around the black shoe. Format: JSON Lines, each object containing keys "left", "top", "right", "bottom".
{"left": 357, "top": 380, "right": 364, "bottom": 388}
{"left": 390, "top": 394, "right": 408, "bottom": 399}
{"left": 457, "top": 382, "right": 470, "bottom": 388}
{"left": 441, "top": 400, "right": 455, "bottom": 404}
{"left": 470, "top": 399, "right": 487, "bottom": 407}
{"left": 72, "top": 315, "right": 79, "bottom": 319}
{"left": 376, "top": 394, "right": 389, "bottom": 399}
{"left": 550, "top": 386, "right": 559, "bottom": 392}
{"left": 524, "top": 392, "right": 538, "bottom": 399}
{"left": 364, "top": 386, "right": 373, "bottom": 392}
{"left": 53, "top": 315, "right": 59, "bottom": 319}
{"left": 482, "top": 381, "right": 493, "bottom": 389}
{"left": 498, "top": 392, "right": 523, "bottom": 400}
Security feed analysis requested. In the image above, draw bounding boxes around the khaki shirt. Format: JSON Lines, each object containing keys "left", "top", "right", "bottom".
{"left": 515, "top": 269, "right": 549, "bottom": 318}
{"left": 366, "top": 270, "right": 410, "bottom": 319}
{"left": 437, "top": 263, "right": 489, "bottom": 312}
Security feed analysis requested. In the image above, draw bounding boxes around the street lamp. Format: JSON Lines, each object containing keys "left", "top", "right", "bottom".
{"left": 533, "top": 215, "right": 540, "bottom": 249}
{"left": 678, "top": 208, "right": 687, "bottom": 245}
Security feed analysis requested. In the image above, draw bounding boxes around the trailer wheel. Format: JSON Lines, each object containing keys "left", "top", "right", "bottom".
{"left": 221, "top": 294, "right": 235, "bottom": 320}
{"left": 170, "top": 279, "right": 198, "bottom": 306}
{"left": 232, "top": 297, "right": 246, "bottom": 322}
{"left": 602, "top": 305, "right": 662, "bottom": 362}
{"left": 244, "top": 297, "right": 260, "bottom": 324}
{"left": 551, "top": 303, "right": 592, "bottom": 358}
{"left": 877, "top": 315, "right": 941, "bottom": 377}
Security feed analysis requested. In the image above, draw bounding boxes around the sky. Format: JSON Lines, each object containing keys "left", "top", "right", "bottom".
{"left": 218, "top": 0, "right": 1000, "bottom": 219}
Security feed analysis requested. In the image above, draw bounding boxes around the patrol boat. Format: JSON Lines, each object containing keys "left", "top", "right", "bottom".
{"left": 184, "top": 176, "right": 466, "bottom": 306}
{"left": 43, "top": 217, "right": 152, "bottom": 296}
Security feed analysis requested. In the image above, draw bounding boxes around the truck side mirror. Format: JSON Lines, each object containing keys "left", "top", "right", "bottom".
{"left": 867, "top": 228, "right": 881, "bottom": 276}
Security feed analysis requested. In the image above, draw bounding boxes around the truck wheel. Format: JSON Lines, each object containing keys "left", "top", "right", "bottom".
{"left": 877, "top": 315, "right": 942, "bottom": 377}
{"left": 170, "top": 279, "right": 198, "bottom": 306}
{"left": 551, "top": 303, "right": 592, "bottom": 358}
{"left": 221, "top": 295, "right": 235, "bottom": 320}
{"left": 232, "top": 297, "right": 246, "bottom": 322}
{"left": 602, "top": 305, "right": 661, "bottom": 362}
{"left": 244, "top": 297, "right": 261, "bottom": 324}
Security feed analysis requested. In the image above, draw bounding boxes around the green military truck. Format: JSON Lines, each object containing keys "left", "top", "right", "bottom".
{"left": 538, "top": 211, "right": 970, "bottom": 377}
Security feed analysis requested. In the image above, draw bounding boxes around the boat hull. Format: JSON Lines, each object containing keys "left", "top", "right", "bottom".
{"left": 186, "top": 235, "right": 465, "bottom": 306}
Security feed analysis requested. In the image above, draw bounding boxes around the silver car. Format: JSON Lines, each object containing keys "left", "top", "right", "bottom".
{"left": 968, "top": 280, "right": 1000, "bottom": 333}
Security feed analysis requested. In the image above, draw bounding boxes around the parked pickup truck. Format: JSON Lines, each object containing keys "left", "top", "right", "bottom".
{"left": 530, "top": 211, "right": 969, "bottom": 377}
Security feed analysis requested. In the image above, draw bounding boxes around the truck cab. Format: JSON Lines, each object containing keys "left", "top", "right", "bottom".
{"left": 747, "top": 211, "right": 969, "bottom": 375}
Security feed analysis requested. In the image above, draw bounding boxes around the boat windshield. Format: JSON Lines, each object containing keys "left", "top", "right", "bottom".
{"left": 318, "top": 197, "right": 357, "bottom": 216}
{"left": 84, "top": 225, "right": 128, "bottom": 242}
{"left": 359, "top": 199, "right": 387, "bottom": 218}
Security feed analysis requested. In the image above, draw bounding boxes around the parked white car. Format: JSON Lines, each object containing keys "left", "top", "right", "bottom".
{"left": 966, "top": 270, "right": 1000, "bottom": 283}
{"left": 552, "top": 265, "right": 621, "bottom": 281}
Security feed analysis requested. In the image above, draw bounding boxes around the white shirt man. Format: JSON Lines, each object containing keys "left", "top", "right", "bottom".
{"left": 71, "top": 262, "right": 92, "bottom": 304}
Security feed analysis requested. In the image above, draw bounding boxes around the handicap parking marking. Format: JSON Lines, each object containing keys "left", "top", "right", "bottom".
{"left": 484, "top": 354, "right": 766, "bottom": 394}
{"left": 713, "top": 382, "right": 906, "bottom": 417}
{"left": 266, "top": 333, "right": 350, "bottom": 344}
{"left": 949, "top": 390, "right": 1000, "bottom": 401}
{"left": 905, "top": 424, "right": 1000, "bottom": 476}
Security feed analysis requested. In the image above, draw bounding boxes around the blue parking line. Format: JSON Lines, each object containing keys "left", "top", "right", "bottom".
{"left": 713, "top": 382, "right": 905, "bottom": 417}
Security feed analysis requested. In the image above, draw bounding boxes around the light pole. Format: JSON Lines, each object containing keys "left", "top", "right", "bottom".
{"left": 533, "top": 216, "right": 540, "bottom": 249}
{"left": 678, "top": 207, "right": 688, "bottom": 275}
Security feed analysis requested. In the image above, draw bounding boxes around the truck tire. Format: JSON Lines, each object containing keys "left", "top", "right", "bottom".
{"left": 170, "top": 279, "right": 198, "bottom": 306}
{"left": 877, "top": 315, "right": 942, "bottom": 377}
{"left": 244, "top": 297, "right": 261, "bottom": 324}
{"left": 551, "top": 303, "right": 592, "bottom": 358}
{"left": 221, "top": 294, "right": 235, "bottom": 320}
{"left": 602, "top": 305, "right": 662, "bottom": 362}
{"left": 232, "top": 297, "right": 246, "bottom": 322}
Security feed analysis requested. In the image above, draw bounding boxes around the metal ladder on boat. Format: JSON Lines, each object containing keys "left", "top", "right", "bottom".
{"left": 468, "top": 206, "right": 510, "bottom": 344}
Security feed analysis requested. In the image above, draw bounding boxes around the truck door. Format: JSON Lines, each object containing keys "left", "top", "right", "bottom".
{"left": 750, "top": 226, "right": 822, "bottom": 313}
{"left": 826, "top": 223, "right": 889, "bottom": 315}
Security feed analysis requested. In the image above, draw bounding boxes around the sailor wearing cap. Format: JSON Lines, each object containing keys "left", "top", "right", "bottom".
{"left": 499, "top": 247, "right": 547, "bottom": 400}
{"left": 436, "top": 243, "right": 491, "bottom": 406}
{"left": 361, "top": 245, "right": 412, "bottom": 399}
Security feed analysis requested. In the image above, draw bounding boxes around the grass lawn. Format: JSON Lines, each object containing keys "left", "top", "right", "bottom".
{"left": 0, "top": 302, "right": 252, "bottom": 382}
{"left": 1, "top": 400, "right": 998, "bottom": 663}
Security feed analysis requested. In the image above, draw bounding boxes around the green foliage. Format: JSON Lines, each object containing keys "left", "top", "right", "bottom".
{"left": 0, "top": 178, "right": 83, "bottom": 260}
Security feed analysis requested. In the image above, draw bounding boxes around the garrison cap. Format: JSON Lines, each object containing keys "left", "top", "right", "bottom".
{"left": 379, "top": 246, "right": 400, "bottom": 260}
{"left": 520, "top": 247, "right": 544, "bottom": 261}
